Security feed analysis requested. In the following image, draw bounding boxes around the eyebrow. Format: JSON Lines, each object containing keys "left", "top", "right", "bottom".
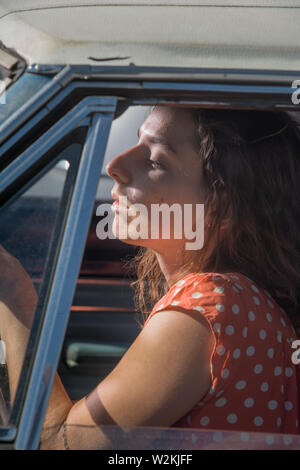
{"left": 137, "top": 127, "right": 175, "bottom": 153}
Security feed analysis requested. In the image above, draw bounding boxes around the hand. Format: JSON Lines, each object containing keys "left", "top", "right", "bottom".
{"left": 0, "top": 245, "right": 38, "bottom": 402}
{"left": 0, "top": 245, "right": 37, "bottom": 331}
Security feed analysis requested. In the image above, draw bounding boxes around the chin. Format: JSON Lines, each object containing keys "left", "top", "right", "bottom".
{"left": 112, "top": 213, "right": 150, "bottom": 246}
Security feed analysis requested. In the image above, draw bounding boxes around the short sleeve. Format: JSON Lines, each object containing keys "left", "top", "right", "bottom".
{"left": 143, "top": 272, "right": 299, "bottom": 433}
{"left": 144, "top": 272, "right": 264, "bottom": 404}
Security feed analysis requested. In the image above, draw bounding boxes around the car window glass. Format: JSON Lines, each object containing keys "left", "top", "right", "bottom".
{"left": 45, "top": 105, "right": 300, "bottom": 450}
{"left": 0, "top": 144, "right": 82, "bottom": 426}
{"left": 57, "top": 108, "right": 151, "bottom": 409}
{"left": 0, "top": 73, "right": 51, "bottom": 127}
{"left": 97, "top": 106, "right": 151, "bottom": 201}
{"left": 55, "top": 423, "right": 300, "bottom": 450}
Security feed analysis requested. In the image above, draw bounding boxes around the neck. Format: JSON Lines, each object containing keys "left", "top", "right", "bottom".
{"left": 154, "top": 244, "right": 197, "bottom": 287}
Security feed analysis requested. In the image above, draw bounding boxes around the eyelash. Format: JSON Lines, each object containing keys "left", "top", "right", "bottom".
{"left": 148, "top": 159, "right": 164, "bottom": 170}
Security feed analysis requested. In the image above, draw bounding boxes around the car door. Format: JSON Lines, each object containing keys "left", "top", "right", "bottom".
{"left": 0, "top": 63, "right": 300, "bottom": 450}
{"left": 56, "top": 107, "right": 150, "bottom": 400}
{"left": 0, "top": 70, "right": 118, "bottom": 448}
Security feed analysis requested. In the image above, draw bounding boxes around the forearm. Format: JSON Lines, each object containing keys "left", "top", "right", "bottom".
{"left": 0, "top": 247, "right": 75, "bottom": 448}
{"left": 40, "top": 390, "right": 114, "bottom": 450}
{"left": 0, "top": 301, "right": 31, "bottom": 401}
{"left": 0, "top": 301, "right": 73, "bottom": 447}
{"left": 0, "top": 261, "right": 38, "bottom": 401}
{"left": 39, "top": 374, "right": 73, "bottom": 449}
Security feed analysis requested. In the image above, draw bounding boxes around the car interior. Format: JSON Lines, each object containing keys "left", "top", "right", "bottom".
{"left": 0, "top": 67, "right": 299, "bottom": 449}
{"left": 0, "top": 0, "right": 300, "bottom": 451}
{"left": 0, "top": 105, "right": 151, "bottom": 413}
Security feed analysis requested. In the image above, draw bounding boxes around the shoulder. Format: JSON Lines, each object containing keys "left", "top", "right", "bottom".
{"left": 144, "top": 271, "right": 287, "bottom": 335}
{"left": 148, "top": 272, "right": 249, "bottom": 320}
{"left": 146, "top": 270, "right": 295, "bottom": 338}
{"left": 160, "top": 271, "right": 249, "bottom": 300}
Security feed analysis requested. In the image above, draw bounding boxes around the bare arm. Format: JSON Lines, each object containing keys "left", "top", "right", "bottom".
{"left": 45, "top": 309, "right": 214, "bottom": 449}
{"left": 0, "top": 246, "right": 73, "bottom": 432}
{"left": 0, "top": 247, "right": 214, "bottom": 450}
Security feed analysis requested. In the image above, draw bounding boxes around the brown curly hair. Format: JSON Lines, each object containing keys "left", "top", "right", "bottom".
{"left": 129, "top": 108, "right": 300, "bottom": 330}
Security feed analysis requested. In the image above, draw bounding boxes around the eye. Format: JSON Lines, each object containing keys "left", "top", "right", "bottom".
{"left": 149, "top": 159, "right": 164, "bottom": 170}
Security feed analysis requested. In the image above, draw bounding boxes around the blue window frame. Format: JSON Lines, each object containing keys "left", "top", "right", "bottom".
{"left": 0, "top": 73, "right": 51, "bottom": 127}
{"left": 0, "top": 64, "right": 299, "bottom": 450}
{"left": 0, "top": 93, "right": 117, "bottom": 449}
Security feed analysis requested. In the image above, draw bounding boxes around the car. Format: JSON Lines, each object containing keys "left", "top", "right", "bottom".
{"left": 0, "top": 0, "right": 300, "bottom": 451}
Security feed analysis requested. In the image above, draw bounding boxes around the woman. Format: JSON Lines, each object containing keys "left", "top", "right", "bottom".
{"left": 0, "top": 106, "right": 299, "bottom": 449}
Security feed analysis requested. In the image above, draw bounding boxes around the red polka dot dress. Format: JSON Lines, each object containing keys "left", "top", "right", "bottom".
{"left": 144, "top": 272, "right": 300, "bottom": 434}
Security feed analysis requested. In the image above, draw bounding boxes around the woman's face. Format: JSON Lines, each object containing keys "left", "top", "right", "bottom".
{"left": 106, "top": 106, "right": 207, "bottom": 253}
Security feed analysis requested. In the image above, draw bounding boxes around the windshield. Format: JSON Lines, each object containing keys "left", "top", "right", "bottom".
{"left": 0, "top": 72, "right": 51, "bottom": 127}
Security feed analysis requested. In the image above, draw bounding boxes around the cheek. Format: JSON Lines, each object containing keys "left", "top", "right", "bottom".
{"left": 129, "top": 168, "right": 204, "bottom": 211}
{"left": 174, "top": 174, "right": 206, "bottom": 205}
{"left": 157, "top": 186, "right": 200, "bottom": 207}
{"left": 129, "top": 185, "right": 165, "bottom": 208}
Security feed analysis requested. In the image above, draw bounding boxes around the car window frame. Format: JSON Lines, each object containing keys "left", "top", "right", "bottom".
{"left": 0, "top": 64, "right": 299, "bottom": 449}
{"left": 0, "top": 94, "right": 117, "bottom": 449}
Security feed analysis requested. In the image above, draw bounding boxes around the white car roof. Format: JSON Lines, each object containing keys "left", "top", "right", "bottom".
{"left": 0, "top": 0, "right": 300, "bottom": 70}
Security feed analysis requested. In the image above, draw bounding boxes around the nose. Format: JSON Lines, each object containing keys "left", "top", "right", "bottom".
{"left": 105, "top": 148, "right": 133, "bottom": 184}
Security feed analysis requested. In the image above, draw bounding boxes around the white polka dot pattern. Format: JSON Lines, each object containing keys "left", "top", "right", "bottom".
{"left": 235, "top": 380, "right": 246, "bottom": 390}
{"left": 214, "top": 286, "right": 224, "bottom": 294}
{"left": 259, "top": 329, "right": 267, "bottom": 340}
{"left": 232, "top": 304, "right": 240, "bottom": 314}
{"left": 227, "top": 413, "right": 238, "bottom": 424}
{"left": 240, "top": 432, "right": 250, "bottom": 442}
{"left": 200, "top": 416, "right": 210, "bottom": 426}
{"left": 254, "top": 417, "right": 263, "bottom": 427}
{"left": 268, "top": 400, "right": 278, "bottom": 410}
{"left": 248, "top": 311, "right": 256, "bottom": 321}
{"left": 215, "top": 397, "right": 227, "bottom": 407}
{"left": 244, "top": 398, "right": 254, "bottom": 408}
{"left": 254, "top": 364, "right": 263, "bottom": 374}
{"left": 266, "top": 312, "right": 273, "bottom": 322}
{"left": 191, "top": 292, "right": 203, "bottom": 299}
{"left": 233, "top": 348, "right": 241, "bottom": 359}
{"left": 225, "top": 325, "right": 235, "bottom": 335}
{"left": 216, "top": 345, "right": 226, "bottom": 356}
{"left": 221, "top": 368, "right": 229, "bottom": 379}
{"left": 147, "top": 272, "right": 299, "bottom": 435}
{"left": 246, "top": 346, "right": 255, "bottom": 356}
{"left": 193, "top": 306, "right": 204, "bottom": 313}
{"left": 285, "top": 367, "right": 293, "bottom": 377}
{"left": 265, "top": 435, "right": 275, "bottom": 445}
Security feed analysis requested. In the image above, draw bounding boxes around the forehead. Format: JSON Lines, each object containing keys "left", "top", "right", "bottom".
{"left": 140, "top": 106, "right": 197, "bottom": 144}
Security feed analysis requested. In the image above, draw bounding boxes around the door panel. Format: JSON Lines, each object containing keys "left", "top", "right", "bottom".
{"left": 58, "top": 273, "right": 141, "bottom": 400}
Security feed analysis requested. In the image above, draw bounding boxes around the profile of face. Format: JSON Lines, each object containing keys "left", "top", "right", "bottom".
{"left": 106, "top": 106, "right": 207, "bottom": 254}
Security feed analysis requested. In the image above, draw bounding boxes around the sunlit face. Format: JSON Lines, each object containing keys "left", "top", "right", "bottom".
{"left": 106, "top": 106, "right": 207, "bottom": 254}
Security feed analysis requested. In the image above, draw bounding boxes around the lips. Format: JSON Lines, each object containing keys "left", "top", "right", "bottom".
{"left": 111, "top": 192, "right": 130, "bottom": 212}
{"left": 111, "top": 190, "right": 125, "bottom": 202}
{"left": 111, "top": 199, "right": 121, "bottom": 212}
